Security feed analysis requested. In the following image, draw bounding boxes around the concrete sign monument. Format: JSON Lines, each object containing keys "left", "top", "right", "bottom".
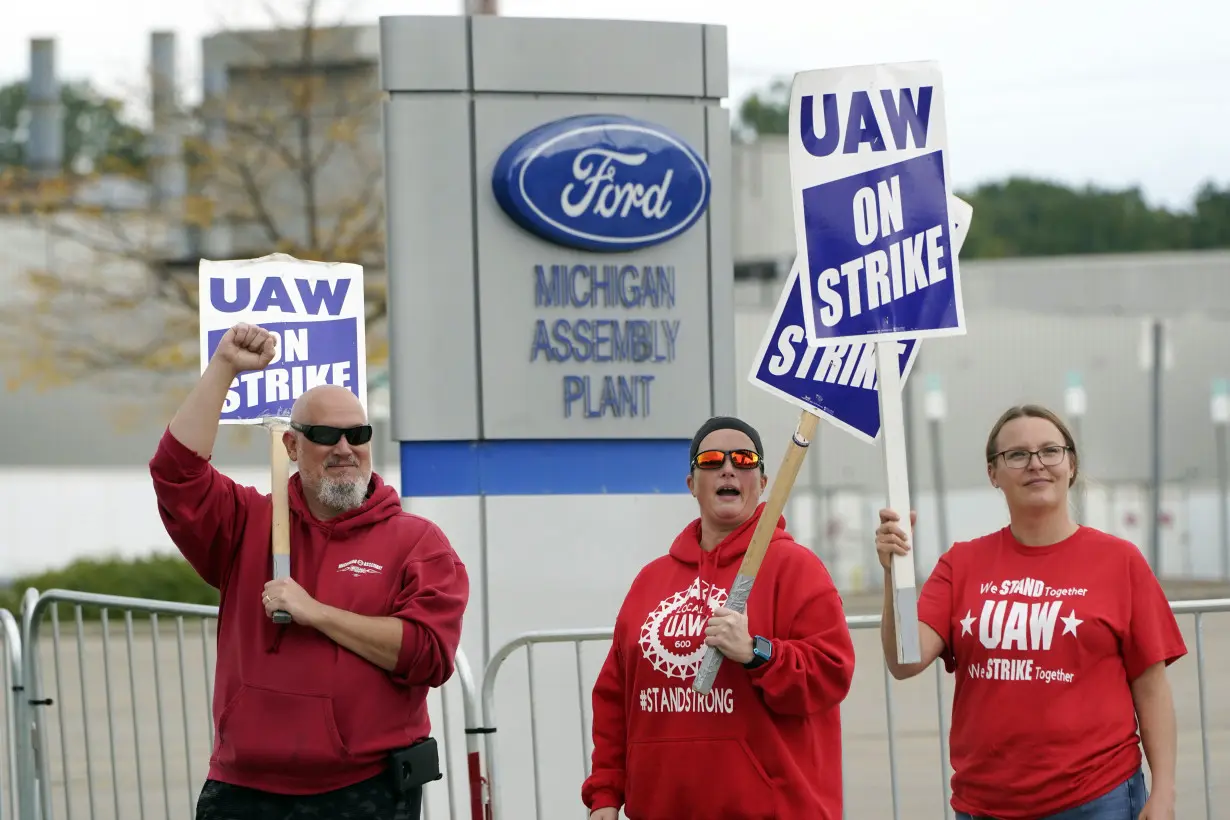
{"left": 378, "top": 14, "right": 734, "bottom": 497}
{"left": 378, "top": 17, "right": 733, "bottom": 814}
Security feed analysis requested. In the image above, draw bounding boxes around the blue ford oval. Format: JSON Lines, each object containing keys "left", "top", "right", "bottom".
{"left": 491, "top": 113, "right": 711, "bottom": 253}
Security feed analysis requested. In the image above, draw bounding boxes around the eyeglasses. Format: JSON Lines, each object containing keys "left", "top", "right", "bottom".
{"left": 692, "top": 448, "right": 762, "bottom": 470}
{"left": 290, "top": 422, "right": 373, "bottom": 447}
{"left": 991, "top": 445, "right": 1071, "bottom": 469}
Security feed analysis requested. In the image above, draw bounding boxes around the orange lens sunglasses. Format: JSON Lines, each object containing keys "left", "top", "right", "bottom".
{"left": 692, "top": 448, "right": 762, "bottom": 470}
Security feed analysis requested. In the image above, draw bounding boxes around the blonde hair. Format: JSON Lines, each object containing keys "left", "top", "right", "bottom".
{"left": 985, "top": 404, "right": 1080, "bottom": 487}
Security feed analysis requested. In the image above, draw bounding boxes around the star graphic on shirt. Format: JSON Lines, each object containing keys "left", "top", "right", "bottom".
{"left": 959, "top": 610, "right": 977, "bottom": 636}
{"left": 1060, "top": 609, "right": 1083, "bottom": 637}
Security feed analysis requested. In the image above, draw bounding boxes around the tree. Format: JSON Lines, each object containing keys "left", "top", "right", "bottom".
{"left": 0, "top": 0, "right": 388, "bottom": 412}
{"left": 0, "top": 80, "right": 147, "bottom": 173}
{"left": 1190, "top": 182, "right": 1230, "bottom": 249}
{"left": 730, "top": 76, "right": 1230, "bottom": 258}
{"left": 958, "top": 177, "right": 1230, "bottom": 259}
{"left": 734, "top": 78, "right": 790, "bottom": 140}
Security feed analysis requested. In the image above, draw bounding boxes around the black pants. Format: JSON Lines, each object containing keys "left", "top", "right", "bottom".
{"left": 195, "top": 771, "right": 423, "bottom": 820}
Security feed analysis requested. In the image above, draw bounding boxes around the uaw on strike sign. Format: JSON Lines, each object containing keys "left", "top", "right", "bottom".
{"left": 787, "top": 60, "right": 966, "bottom": 349}
{"left": 198, "top": 253, "right": 368, "bottom": 423}
{"left": 744, "top": 59, "right": 969, "bottom": 668}
{"left": 747, "top": 60, "right": 970, "bottom": 446}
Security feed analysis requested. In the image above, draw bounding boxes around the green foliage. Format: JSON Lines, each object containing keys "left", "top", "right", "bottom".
{"left": 733, "top": 77, "right": 1230, "bottom": 258}
{"left": 0, "top": 553, "right": 218, "bottom": 620}
{"left": 0, "top": 80, "right": 148, "bottom": 174}
{"left": 958, "top": 178, "right": 1230, "bottom": 258}
{"left": 735, "top": 78, "right": 790, "bottom": 141}
{"left": 1188, "top": 181, "right": 1230, "bottom": 248}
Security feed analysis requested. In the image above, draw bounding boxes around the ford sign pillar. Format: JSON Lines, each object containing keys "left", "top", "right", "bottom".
{"left": 380, "top": 14, "right": 732, "bottom": 477}
{"left": 377, "top": 20, "right": 734, "bottom": 815}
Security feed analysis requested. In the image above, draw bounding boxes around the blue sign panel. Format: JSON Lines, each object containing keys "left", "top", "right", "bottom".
{"left": 799, "top": 152, "right": 956, "bottom": 340}
{"left": 787, "top": 61, "right": 966, "bottom": 346}
{"left": 749, "top": 194, "right": 971, "bottom": 444}
{"left": 748, "top": 263, "right": 917, "bottom": 445}
{"left": 491, "top": 113, "right": 711, "bottom": 253}
{"left": 206, "top": 318, "right": 361, "bottom": 422}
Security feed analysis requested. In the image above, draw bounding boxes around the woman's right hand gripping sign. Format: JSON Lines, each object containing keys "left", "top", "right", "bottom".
{"left": 874, "top": 508, "right": 918, "bottom": 571}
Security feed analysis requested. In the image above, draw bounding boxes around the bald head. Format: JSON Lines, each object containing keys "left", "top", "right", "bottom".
{"left": 290, "top": 385, "right": 366, "bottom": 426}
{"left": 284, "top": 385, "right": 372, "bottom": 519}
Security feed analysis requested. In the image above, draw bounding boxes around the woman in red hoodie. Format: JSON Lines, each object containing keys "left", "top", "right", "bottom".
{"left": 581, "top": 416, "right": 856, "bottom": 820}
{"left": 875, "top": 404, "right": 1186, "bottom": 820}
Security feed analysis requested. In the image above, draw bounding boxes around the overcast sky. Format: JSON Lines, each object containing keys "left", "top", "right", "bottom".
{"left": 3, "top": 0, "right": 1226, "bottom": 209}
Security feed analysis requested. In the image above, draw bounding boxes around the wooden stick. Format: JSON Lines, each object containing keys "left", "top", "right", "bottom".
{"left": 269, "top": 423, "right": 292, "bottom": 624}
{"left": 692, "top": 410, "right": 820, "bottom": 694}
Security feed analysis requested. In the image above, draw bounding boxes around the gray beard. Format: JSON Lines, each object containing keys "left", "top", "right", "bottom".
{"left": 316, "top": 473, "right": 370, "bottom": 513}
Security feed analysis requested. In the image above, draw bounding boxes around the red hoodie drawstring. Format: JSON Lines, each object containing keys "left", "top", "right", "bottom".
{"left": 695, "top": 550, "right": 703, "bottom": 601}
{"left": 696, "top": 540, "right": 722, "bottom": 606}
{"left": 695, "top": 546, "right": 709, "bottom": 602}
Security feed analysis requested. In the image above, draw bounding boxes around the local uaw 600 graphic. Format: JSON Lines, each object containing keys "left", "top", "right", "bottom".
{"left": 637, "top": 579, "right": 736, "bottom": 714}
{"left": 958, "top": 575, "right": 1086, "bottom": 684}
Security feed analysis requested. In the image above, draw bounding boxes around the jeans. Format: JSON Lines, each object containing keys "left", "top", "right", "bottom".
{"left": 955, "top": 768, "right": 1147, "bottom": 820}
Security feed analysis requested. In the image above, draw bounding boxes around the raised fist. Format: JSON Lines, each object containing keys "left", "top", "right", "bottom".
{"left": 212, "top": 323, "right": 276, "bottom": 374}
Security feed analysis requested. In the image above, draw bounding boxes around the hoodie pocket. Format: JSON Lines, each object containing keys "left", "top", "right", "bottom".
{"left": 215, "top": 684, "right": 350, "bottom": 773}
{"left": 624, "top": 737, "right": 775, "bottom": 819}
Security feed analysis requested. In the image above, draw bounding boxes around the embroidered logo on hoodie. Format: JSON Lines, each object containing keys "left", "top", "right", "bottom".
{"left": 336, "top": 558, "right": 384, "bottom": 576}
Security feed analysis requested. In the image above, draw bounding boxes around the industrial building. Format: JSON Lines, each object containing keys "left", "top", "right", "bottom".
{"left": 2, "top": 29, "right": 1228, "bottom": 584}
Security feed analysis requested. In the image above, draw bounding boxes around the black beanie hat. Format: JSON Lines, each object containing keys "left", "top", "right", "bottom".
{"left": 689, "top": 415, "right": 765, "bottom": 466}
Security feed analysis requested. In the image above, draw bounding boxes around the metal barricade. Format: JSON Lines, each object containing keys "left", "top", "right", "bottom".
{"left": 480, "top": 629, "right": 610, "bottom": 820}
{"left": 2, "top": 607, "right": 23, "bottom": 820}
{"left": 15, "top": 588, "right": 485, "bottom": 820}
{"left": 479, "top": 599, "right": 1230, "bottom": 820}
{"left": 1173, "top": 598, "right": 1224, "bottom": 820}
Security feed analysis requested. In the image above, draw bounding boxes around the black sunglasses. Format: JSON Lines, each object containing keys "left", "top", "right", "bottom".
{"left": 290, "top": 422, "right": 373, "bottom": 447}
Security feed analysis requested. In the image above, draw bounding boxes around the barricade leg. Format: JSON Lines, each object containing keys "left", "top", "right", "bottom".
{"left": 2, "top": 608, "right": 25, "bottom": 820}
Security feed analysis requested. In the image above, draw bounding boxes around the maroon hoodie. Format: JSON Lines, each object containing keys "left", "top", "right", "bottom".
{"left": 149, "top": 427, "right": 469, "bottom": 795}
{"left": 581, "top": 502, "right": 855, "bottom": 819}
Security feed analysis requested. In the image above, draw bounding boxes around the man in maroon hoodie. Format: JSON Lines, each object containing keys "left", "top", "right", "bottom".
{"left": 149, "top": 322, "right": 470, "bottom": 820}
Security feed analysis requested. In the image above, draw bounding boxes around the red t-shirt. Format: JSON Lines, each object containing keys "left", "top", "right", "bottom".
{"left": 917, "top": 525, "right": 1187, "bottom": 818}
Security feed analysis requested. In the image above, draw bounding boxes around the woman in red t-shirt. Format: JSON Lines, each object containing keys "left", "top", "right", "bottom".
{"left": 875, "top": 403, "right": 1186, "bottom": 820}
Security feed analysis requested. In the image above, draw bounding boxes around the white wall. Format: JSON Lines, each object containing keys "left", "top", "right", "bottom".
{"left": 731, "top": 136, "right": 794, "bottom": 262}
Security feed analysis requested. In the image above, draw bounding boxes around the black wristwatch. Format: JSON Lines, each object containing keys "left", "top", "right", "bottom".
{"left": 743, "top": 635, "right": 772, "bottom": 669}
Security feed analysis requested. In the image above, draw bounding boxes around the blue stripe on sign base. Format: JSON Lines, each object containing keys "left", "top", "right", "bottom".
{"left": 398, "top": 439, "right": 693, "bottom": 496}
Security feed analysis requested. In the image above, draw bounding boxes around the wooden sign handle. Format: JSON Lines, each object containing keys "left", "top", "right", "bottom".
{"left": 692, "top": 410, "right": 820, "bottom": 694}
{"left": 270, "top": 426, "right": 292, "bottom": 624}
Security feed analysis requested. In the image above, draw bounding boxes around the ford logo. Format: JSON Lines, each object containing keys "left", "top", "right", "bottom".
{"left": 491, "top": 113, "right": 711, "bottom": 253}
